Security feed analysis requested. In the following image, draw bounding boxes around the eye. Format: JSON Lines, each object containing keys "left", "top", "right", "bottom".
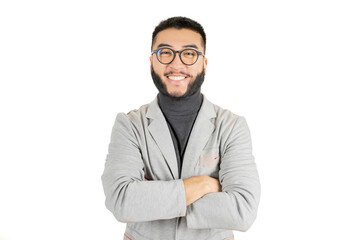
{"left": 182, "top": 49, "right": 197, "bottom": 58}
{"left": 158, "top": 49, "right": 172, "bottom": 56}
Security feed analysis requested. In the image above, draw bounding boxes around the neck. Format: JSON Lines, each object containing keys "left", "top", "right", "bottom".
{"left": 157, "top": 89, "right": 203, "bottom": 116}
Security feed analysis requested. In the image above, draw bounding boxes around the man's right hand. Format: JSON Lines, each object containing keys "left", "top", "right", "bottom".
{"left": 182, "top": 175, "right": 221, "bottom": 206}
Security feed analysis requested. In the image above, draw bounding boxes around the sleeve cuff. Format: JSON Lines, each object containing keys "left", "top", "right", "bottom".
{"left": 177, "top": 179, "right": 187, "bottom": 217}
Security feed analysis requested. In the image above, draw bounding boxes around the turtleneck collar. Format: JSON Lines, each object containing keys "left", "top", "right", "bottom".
{"left": 157, "top": 89, "right": 203, "bottom": 117}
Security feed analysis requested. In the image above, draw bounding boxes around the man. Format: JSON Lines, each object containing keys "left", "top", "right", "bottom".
{"left": 101, "top": 17, "right": 260, "bottom": 240}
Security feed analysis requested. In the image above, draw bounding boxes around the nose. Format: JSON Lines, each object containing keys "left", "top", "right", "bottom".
{"left": 169, "top": 51, "right": 185, "bottom": 68}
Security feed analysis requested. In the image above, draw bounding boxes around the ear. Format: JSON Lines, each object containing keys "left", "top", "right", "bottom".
{"left": 150, "top": 55, "right": 153, "bottom": 71}
{"left": 203, "top": 57, "right": 208, "bottom": 75}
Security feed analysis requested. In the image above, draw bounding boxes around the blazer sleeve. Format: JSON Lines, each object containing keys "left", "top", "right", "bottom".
{"left": 185, "top": 116, "right": 261, "bottom": 231}
{"left": 101, "top": 113, "right": 187, "bottom": 223}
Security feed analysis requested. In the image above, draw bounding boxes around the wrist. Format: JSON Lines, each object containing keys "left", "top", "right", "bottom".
{"left": 201, "top": 175, "right": 221, "bottom": 194}
{"left": 200, "top": 175, "right": 213, "bottom": 194}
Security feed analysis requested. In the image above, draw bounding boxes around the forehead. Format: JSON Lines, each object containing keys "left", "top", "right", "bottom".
{"left": 153, "top": 28, "right": 203, "bottom": 50}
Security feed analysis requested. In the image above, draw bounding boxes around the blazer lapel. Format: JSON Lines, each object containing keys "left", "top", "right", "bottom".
{"left": 146, "top": 97, "right": 179, "bottom": 180}
{"left": 181, "top": 96, "right": 216, "bottom": 179}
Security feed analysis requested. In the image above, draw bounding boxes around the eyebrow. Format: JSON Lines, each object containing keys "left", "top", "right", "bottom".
{"left": 156, "top": 43, "right": 199, "bottom": 50}
{"left": 183, "top": 44, "right": 198, "bottom": 49}
{"left": 157, "top": 43, "right": 172, "bottom": 48}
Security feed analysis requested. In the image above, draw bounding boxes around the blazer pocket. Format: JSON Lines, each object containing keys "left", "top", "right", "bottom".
{"left": 200, "top": 153, "right": 221, "bottom": 168}
{"left": 123, "top": 232, "right": 136, "bottom": 240}
{"left": 197, "top": 148, "right": 221, "bottom": 178}
{"left": 199, "top": 148, "right": 221, "bottom": 168}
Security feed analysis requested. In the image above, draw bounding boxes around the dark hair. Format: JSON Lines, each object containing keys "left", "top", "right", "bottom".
{"left": 152, "top": 16, "right": 206, "bottom": 53}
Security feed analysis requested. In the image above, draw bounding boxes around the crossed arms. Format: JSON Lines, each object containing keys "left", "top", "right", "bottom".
{"left": 101, "top": 113, "right": 260, "bottom": 231}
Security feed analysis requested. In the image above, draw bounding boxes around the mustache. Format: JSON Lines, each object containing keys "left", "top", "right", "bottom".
{"left": 151, "top": 66, "right": 205, "bottom": 98}
{"left": 164, "top": 71, "right": 191, "bottom": 77}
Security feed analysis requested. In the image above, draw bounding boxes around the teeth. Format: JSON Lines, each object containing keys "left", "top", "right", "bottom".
{"left": 168, "top": 76, "right": 186, "bottom": 81}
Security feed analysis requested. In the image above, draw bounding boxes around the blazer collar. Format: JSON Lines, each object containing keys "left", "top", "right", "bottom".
{"left": 146, "top": 94, "right": 216, "bottom": 179}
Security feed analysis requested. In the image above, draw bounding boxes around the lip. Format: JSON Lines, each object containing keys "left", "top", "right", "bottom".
{"left": 165, "top": 73, "right": 188, "bottom": 77}
{"left": 167, "top": 75, "right": 186, "bottom": 80}
{"left": 165, "top": 75, "right": 188, "bottom": 85}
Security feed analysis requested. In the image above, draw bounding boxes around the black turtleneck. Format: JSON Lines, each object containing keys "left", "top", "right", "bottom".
{"left": 157, "top": 90, "right": 203, "bottom": 177}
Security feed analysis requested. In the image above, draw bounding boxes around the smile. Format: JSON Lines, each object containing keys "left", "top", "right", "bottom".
{"left": 167, "top": 76, "right": 186, "bottom": 81}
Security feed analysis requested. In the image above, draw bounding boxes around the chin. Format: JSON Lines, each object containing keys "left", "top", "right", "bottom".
{"left": 164, "top": 84, "right": 189, "bottom": 98}
{"left": 168, "top": 90, "right": 187, "bottom": 97}
{"left": 151, "top": 66, "right": 204, "bottom": 98}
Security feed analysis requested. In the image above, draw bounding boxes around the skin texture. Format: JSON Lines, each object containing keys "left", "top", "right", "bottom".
{"left": 183, "top": 175, "right": 222, "bottom": 206}
{"left": 151, "top": 67, "right": 205, "bottom": 99}
{"left": 150, "top": 28, "right": 207, "bottom": 97}
{"left": 150, "top": 28, "right": 221, "bottom": 209}
{"left": 144, "top": 175, "right": 221, "bottom": 207}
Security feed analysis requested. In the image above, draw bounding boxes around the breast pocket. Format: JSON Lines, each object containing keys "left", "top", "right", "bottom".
{"left": 196, "top": 148, "right": 221, "bottom": 178}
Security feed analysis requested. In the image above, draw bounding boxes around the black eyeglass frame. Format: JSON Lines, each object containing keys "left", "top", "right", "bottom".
{"left": 151, "top": 48, "right": 205, "bottom": 66}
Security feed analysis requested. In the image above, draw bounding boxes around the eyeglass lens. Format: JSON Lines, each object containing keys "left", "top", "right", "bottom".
{"left": 156, "top": 48, "right": 198, "bottom": 65}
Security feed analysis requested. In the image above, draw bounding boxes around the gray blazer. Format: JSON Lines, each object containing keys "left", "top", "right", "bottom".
{"left": 101, "top": 95, "right": 261, "bottom": 240}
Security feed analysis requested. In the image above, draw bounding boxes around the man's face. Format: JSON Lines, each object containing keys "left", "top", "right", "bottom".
{"left": 150, "top": 28, "right": 207, "bottom": 98}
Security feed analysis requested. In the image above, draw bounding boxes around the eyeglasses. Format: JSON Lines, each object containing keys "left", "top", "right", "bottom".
{"left": 151, "top": 48, "right": 205, "bottom": 66}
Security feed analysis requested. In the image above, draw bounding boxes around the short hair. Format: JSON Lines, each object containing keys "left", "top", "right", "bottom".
{"left": 152, "top": 16, "right": 206, "bottom": 53}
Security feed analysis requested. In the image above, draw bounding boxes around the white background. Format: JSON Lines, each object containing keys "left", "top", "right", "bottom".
{"left": 1, "top": 0, "right": 359, "bottom": 239}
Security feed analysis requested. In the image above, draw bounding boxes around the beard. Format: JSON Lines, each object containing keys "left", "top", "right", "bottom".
{"left": 151, "top": 66, "right": 205, "bottom": 99}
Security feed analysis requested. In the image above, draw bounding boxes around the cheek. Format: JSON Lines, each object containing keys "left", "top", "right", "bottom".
{"left": 152, "top": 61, "right": 166, "bottom": 74}
{"left": 196, "top": 59, "right": 204, "bottom": 68}
{"left": 192, "top": 64, "right": 204, "bottom": 76}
